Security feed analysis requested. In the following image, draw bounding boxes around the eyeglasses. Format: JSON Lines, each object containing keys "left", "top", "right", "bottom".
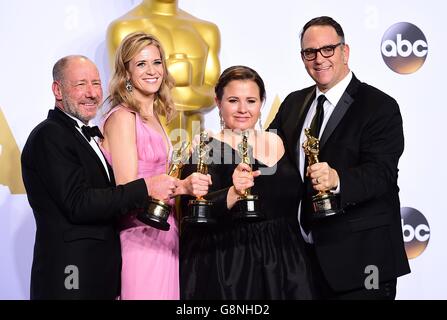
{"left": 301, "top": 42, "right": 344, "bottom": 61}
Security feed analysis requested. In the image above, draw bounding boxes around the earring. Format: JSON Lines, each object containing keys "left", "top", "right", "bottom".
{"left": 125, "top": 79, "right": 133, "bottom": 92}
{"left": 219, "top": 113, "right": 225, "bottom": 132}
{"left": 258, "top": 112, "right": 263, "bottom": 131}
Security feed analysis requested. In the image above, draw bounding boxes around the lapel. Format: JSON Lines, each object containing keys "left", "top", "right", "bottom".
{"left": 288, "top": 88, "right": 315, "bottom": 171}
{"left": 48, "top": 108, "right": 112, "bottom": 184}
{"left": 107, "top": 161, "right": 116, "bottom": 185}
{"left": 293, "top": 89, "right": 316, "bottom": 144}
{"left": 319, "top": 74, "right": 361, "bottom": 149}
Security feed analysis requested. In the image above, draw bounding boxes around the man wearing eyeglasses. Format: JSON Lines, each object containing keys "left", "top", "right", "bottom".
{"left": 268, "top": 16, "right": 410, "bottom": 299}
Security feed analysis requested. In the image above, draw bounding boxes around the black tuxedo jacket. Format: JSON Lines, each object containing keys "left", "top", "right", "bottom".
{"left": 268, "top": 74, "right": 410, "bottom": 292}
{"left": 21, "top": 108, "right": 149, "bottom": 299}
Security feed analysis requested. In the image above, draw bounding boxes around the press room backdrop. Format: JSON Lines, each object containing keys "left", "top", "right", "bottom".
{"left": 0, "top": 0, "right": 443, "bottom": 299}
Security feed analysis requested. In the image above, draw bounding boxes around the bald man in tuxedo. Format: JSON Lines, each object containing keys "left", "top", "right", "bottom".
{"left": 21, "top": 55, "right": 164, "bottom": 299}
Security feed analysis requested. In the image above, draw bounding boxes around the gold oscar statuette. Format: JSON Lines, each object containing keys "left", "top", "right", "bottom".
{"left": 302, "top": 128, "right": 342, "bottom": 218}
{"left": 106, "top": 0, "right": 221, "bottom": 143}
{"left": 233, "top": 131, "right": 263, "bottom": 221}
{"left": 137, "top": 141, "right": 190, "bottom": 231}
{"left": 0, "top": 107, "right": 25, "bottom": 194}
{"left": 182, "top": 131, "right": 214, "bottom": 225}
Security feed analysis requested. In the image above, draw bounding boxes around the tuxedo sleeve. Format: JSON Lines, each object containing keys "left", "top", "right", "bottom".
{"left": 23, "top": 124, "right": 149, "bottom": 224}
{"left": 338, "top": 95, "right": 404, "bottom": 207}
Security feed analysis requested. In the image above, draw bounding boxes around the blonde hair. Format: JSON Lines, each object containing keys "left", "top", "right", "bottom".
{"left": 108, "top": 32, "right": 176, "bottom": 122}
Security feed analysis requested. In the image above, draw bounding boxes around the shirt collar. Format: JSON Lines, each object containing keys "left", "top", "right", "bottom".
{"left": 316, "top": 71, "right": 352, "bottom": 106}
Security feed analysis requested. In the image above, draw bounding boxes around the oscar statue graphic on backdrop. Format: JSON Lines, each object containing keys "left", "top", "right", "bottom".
{"left": 137, "top": 141, "right": 190, "bottom": 231}
{"left": 302, "top": 128, "right": 342, "bottom": 218}
{"left": 0, "top": 107, "right": 25, "bottom": 195}
{"left": 107, "top": 0, "right": 221, "bottom": 143}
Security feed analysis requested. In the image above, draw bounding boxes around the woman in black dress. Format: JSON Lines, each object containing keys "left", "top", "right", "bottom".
{"left": 180, "top": 66, "right": 313, "bottom": 299}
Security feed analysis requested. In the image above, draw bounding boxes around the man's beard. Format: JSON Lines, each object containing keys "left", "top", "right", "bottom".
{"left": 62, "top": 97, "right": 97, "bottom": 124}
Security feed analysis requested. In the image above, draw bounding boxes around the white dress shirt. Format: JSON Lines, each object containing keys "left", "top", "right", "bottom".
{"left": 298, "top": 71, "right": 352, "bottom": 243}
{"left": 64, "top": 111, "right": 111, "bottom": 181}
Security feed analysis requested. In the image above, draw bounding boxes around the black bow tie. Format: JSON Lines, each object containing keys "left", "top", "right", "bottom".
{"left": 81, "top": 125, "right": 104, "bottom": 142}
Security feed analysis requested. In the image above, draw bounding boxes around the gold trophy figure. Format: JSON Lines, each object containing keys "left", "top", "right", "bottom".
{"left": 302, "top": 128, "right": 342, "bottom": 218}
{"left": 137, "top": 141, "right": 190, "bottom": 231}
{"left": 0, "top": 107, "right": 25, "bottom": 194}
{"left": 183, "top": 131, "right": 214, "bottom": 225}
{"left": 106, "top": 0, "right": 221, "bottom": 141}
{"left": 233, "top": 131, "right": 263, "bottom": 221}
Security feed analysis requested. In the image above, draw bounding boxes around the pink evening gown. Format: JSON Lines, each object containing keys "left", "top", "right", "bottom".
{"left": 101, "top": 106, "right": 179, "bottom": 300}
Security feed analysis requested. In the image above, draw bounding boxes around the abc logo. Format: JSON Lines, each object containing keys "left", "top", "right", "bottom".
{"left": 401, "top": 207, "right": 430, "bottom": 259}
{"left": 381, "top": 22, "right": 428, "bottom": 74}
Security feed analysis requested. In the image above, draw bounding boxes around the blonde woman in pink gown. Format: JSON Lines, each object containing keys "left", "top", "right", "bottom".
{"left": 101, "top": 32, "right": 211, "bottom": 300}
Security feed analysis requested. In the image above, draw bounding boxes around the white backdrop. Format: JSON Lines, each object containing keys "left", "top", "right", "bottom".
{"left": 0, "top": 0, "right": 444, "bottom": 299}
